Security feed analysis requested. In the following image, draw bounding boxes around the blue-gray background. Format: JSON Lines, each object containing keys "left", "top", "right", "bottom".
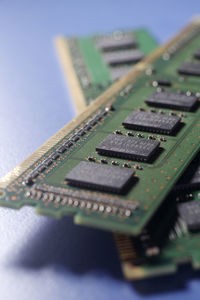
{"left": 0, "top": 1, "right": 200, "bottom": 299}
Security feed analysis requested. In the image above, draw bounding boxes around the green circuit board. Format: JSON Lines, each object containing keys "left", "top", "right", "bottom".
{"left": 56, "top": 27, "right": 200, "bottom": 279}
{"left": 55, "top": 28, "right": 157, "bottom": 113}
{"left": 115, "top": 188, "right": 200, "bottom": 280}
{"left": 0, "top": 20, "right": 200, "bottom": 237}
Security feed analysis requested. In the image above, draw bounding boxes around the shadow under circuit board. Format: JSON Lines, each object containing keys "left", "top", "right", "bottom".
{"left": 55, "top": 26, "right": 200, "bottom": 279}
{"left": 55, "top": 28, "right": 157, "bottom": 113}
{"left": 0, "top": 19, "right": 200, "bottom": 239}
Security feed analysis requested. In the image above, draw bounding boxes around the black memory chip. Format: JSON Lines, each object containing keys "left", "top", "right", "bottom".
{"left": 178, "top": 201, "right": 200, "bottom": 232}
{"left": 146, "top": 91, "right": 198, "bottom": 111}
{"left": 178, "top": 61, "right": 200, "bottom": 77}
{"left": 155, "top": 79, "right": 172, "bottom": 87}
{"left": 95, "top": 32, "right": 137, "bottom": 51}
{"left": 65, "top": 161, "right": 135, "bottom": 193}
{"left": 122, "top": 111, "right": 181, "bottom": 135}
{"left": 96, "top": 134, "right": 160, "bottom": 161}
{"left": 194, "top": 49, "right": 200, "bottom": 59}
{"left": 103, "top": 49, "right": 144, "bottom": 66}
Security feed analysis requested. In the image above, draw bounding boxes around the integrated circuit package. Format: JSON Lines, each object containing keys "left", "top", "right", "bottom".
{"left": 122, "top": 110, "right": 181, "bottom": 135}
{"left": 178, "top": 61, "right": 200, "bottom": 77}
{"left": 146, "top": 91, "right": 198, "bottom": 111}
{"left": 96, "top": 134, "right": 160, "bottom": 161}
{"left": 66, "top": 161, "right": 135, "bottom": 194}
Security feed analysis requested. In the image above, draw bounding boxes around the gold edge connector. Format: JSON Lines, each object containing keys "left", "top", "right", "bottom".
{"left": 54, "top": 37, "right": 87, "bottom": 114}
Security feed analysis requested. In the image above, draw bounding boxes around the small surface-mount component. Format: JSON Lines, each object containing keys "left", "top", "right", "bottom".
{"left": 178, "top": 201, "right": 200, "bottom": 232}
{"left": 96, "top": 134, "right": 160, "bottom": 162}
{"left": 49, "top": 152, "right": 60, "bottom": 160}
{"left": 146, "top": 91, "right": 198, "bottom": 111}
{"left": 135, "top": 165, "right": 143, "bottom": 170}
{"left": 111, "top": 161, "right": 119, "bottom": 166}
{"left": 103, "top": 49, "right": 144, "bottom": 66}
{"left": 136, "top": 133, "right": 144, "bottom": 138}
{"left": 65, "top": 161, "right": 135, "bottom": 194}
{"left": 64, "top": 140, "right": 73, "bottom": 147}
{"left": 95, "top": 32, "right": 137, "bottom": 51}
{"left": 87, "top": 156, "right": 96, "bottom": 162}
{"left": 153, "top": 79, "right": 172, "bottom": 87}
{"left": 57, "top": 145, "right": 67, "bottom": 153}
{"left": 71, "top": 134, "right": 79, "bottom": 142}
{"left": 100, "top": 159, "right": 108, "bottom": 164}
{"left": 159, "top": 137, "right": 167, "bottom": 142}
{"left": 194, "top": 48, "right": 200, "bottom": 59}
{"left": 122, "top": 110, "right": 181, "bottom": 135}
{"left": 148, "top": 135, "right": 156, "bottom": 140}
{"left": 37, "top": 165, "right": 46, "bottom": 173}
{"left": 114, "top": 129, "right": 123, "bottom": 135}
{"left": 43, "top": 158, "right": 53, "bottom": 166}
{"left": 127, "top": 132, "right": 134, "bottom": 136}
{"left": 123, "top": 163, "right": 131, "bottom": 168}
{"left": 77, "top": 129, "right": 86, "bottom": 136}
{"left": 178, "top": 61, "right": 200, "bottom": 77}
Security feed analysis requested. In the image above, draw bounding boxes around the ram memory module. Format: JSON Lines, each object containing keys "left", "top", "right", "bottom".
{"left": 55, "top": 26, "right": 200, "bottom": 279}
{"left": 55, "top": 28, "right": 157, "bottom": 113}
{"left": 0, "top": 19, "right": 200, "bottom": 238}
{"left": 114, "top": 155, "right": 200, "bottom": 280}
